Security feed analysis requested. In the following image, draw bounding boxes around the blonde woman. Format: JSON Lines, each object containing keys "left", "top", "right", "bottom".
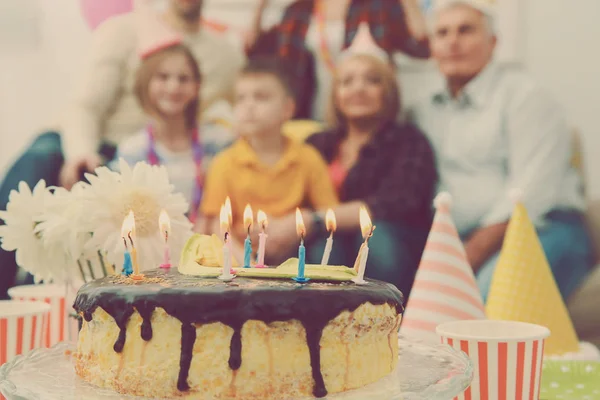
{"left": 305, "top": 32, "right": 437, "bottom": 296}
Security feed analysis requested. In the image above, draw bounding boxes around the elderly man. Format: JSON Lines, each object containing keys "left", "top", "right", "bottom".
{"left": 410, "top": 0, "right": 592, "bottom": 301}
{"left": 0, "top": 0, "right": 244, "bottom": 298}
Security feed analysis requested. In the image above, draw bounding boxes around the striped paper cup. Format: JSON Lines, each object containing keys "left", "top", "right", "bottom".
{"left": 437, "top": 320, "right": 550, "bottom": 400}
{"left": 0, "top": 300, "right": 50, "bottom": 365}
{"left": 8, "top": 284, "right": 75, "bottom": 347}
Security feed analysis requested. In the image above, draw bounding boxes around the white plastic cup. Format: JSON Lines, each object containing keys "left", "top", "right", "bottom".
{"left": 8, "top": 284, "right": 77, "bottom": 346}
{"left": 0, "top": 300, "right": 50, "bottom": 365}
{"left": 437, "top": 320, "right": 550, "bottom": 400}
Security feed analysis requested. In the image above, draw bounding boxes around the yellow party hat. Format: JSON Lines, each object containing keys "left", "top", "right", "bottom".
{"left": 486, "top": 191, "right": 579, "bottom": 355}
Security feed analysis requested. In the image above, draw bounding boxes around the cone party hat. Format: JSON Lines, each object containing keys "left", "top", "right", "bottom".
{"left": 486, "top": 190, "right": 579, "bottom": 355}
{"left": 135, "top": 0, "right": 182, "bottom": 59}
{"left": 339, "top": 22, "right": 389, "bottom": 63}
{"left": 400, "top": 192, "right": 486, "bottom": 343}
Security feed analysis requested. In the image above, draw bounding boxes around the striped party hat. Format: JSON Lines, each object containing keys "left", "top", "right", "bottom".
{"left": 400, "top": 192, "right": 486, "bottom": 343}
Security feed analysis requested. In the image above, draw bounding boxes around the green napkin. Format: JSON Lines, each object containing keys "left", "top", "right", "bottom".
{"left": 540, "top": 361, "right": 600, "bottom": 399}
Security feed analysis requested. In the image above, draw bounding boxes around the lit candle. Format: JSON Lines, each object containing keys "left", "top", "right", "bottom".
{"left": 293, "top": 208, "right": 310, "bottom": 283}
{"left": 159, "top": 209, "right": 171, "bottom": 269}
{"left": 224, "top": 196, "right": 234, "bottom": 267}
{"left": 320, "top": 209, "right": 337, "bottom": 265}
{"left": 225, "top": 196, "right": 233, "bottom": 227}
{"left": 255, "top": 210, "right": 268, "bottom": 268}
{"left": 120, "top": 238, "right": 133, "bottom": 279}
{"left": 353, "top": 207, "right": 375, "bottom": 285}
{"left": 120, "top": 216, "right": 133, "bottom": 276}
{"left": 123, "top": 210, "right": 143, "bottom": 280}
{"left": 243, "top": 204, "right": 253, "bottom": 268}
{"left": 218, "top": 204, "right": 234, "bottom": 281}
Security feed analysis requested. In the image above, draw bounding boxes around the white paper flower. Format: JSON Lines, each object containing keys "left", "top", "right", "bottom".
{"left": 76, "top": 159, "right": 193, "bottom": 273}
{"left": 0, "top": 180, "right": 68, "bottom": 283}
{"left": 35, "top": 183, "right": 90, "bottom": 269}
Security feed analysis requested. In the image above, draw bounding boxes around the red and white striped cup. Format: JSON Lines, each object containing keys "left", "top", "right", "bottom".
{"left": 8, "top": 284, "right": 77, "bottom": 347}
{"left": 437, "top": 320, "right": 550, "bottom": 400}
{"left": 0, "top": 300, "right": 50, "bottom": 365}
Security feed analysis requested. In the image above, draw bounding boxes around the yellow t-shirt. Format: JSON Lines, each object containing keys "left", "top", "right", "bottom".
{"left": 201, "top": 137, "right": 338, "bottom": 232}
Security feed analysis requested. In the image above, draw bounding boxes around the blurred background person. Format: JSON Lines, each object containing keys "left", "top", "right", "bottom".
{"left": 410, "top": 0, "right": 593, "bottom": 302}
{"left": 303, "top": 25, "right": 437, "bottom": 296}
{"left": 0, "top": 0, "right": 244, "bottom": 298}
{"left": 246, "top": 0, "right": 429, "bottom": 120}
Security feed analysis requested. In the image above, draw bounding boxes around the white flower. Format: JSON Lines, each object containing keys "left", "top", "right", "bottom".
{"left": 76, "top": 159, "right": 193, "bottom": 273}
{"left": 0, "top": 180, "right": 68, "bottom": 283}
{"left": 35, "top": 183, "right": 90, "bottom": 270}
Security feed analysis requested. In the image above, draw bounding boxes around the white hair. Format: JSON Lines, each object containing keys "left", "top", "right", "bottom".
{"left": 428, "top": 2, "right": 497, "bottom": 37}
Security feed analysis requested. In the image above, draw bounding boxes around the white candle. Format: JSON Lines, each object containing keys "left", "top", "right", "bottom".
{"left": 321, "top": 235, "right": 333, "bottom": 265}
{"left": 219, "top": 204, "right": 234, "bottom": 281}
{"left": 352, "top": 207, "right": 374, "bottom": 285}
{"left": 320, "top": 209, "right": 337, "bottom": 265}
{"left": 356, "top": 244, "right": 369, "bottom": 282}
{"left": 222, "top": 235, "right": 233, "bottom": 280}
{"left": 159, "top": 209, "right": 171, "bottom": 269}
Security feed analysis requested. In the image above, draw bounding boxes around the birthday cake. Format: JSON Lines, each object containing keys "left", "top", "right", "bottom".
{"left": 73, "top": 264, "right": 403, "bottom": 399}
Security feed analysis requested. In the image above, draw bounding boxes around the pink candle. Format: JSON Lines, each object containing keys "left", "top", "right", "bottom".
{"left": 163, "top": 245, "right": 170, "bottom": 267}
{"left": 255, "top": 210, "right": 268, "bottom": 268}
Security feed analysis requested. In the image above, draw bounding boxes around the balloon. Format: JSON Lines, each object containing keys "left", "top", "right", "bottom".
{"left": 80, "top": 0, "right": 134, "bottom": 30}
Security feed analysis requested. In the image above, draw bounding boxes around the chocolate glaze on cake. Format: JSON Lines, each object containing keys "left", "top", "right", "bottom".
{"left": 73, "top": 269, "right": 403, "bottom": 398}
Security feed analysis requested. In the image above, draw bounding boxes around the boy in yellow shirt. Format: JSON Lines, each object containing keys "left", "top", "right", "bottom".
{"left": 200, "top": 59, "right": 338, "bottom": 264}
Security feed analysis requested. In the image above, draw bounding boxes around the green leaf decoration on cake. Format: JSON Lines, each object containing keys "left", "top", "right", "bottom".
{"left": 178, "top": 234, "right": 356, "bottom": 282}
{"left": 540, "top": 360, "right": 600, "bottom": 400}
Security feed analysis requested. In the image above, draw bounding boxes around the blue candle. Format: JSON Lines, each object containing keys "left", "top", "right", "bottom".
{"left": 243, "top": 235, "right": 252, "bottom": 268}
{"left": 298, "top": 240, "right": 306, "bottom": 278}
{"left": 293, "top": 209, "right": 310, "bottom": 283}
{"left": 122, "top": 251, "right": 133, "bottom": 276}
{"left": 293, "top": 237, "right": 310, "bottom": 283}
{"left": 243, "top": 204, "right": 254, "bottom": 268}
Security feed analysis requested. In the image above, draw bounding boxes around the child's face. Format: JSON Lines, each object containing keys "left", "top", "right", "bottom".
{"left": 148, "top": 53, "right": 199, "bottom": 119}
{"left": 234, "top": 74, "right": 294, "bottom": 138}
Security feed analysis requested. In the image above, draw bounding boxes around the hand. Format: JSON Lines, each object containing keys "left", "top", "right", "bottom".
{"left": 245, "top": 0, "right": 270, "bottom": 51}
{"left": 263, "top": 210, "right": 318, "bottom": 265}
{"left": 59, "top": 153, "right": 102, "bottom": 189}
{"left": 463, "top": 222, "right": 509, "bottom": 272}
{"left": 464, "top": 239, "right": 489, "bottom": 273}
{"left": 398, "top": 0, "right": 429, "bottom": 42}
{"left": 244, "top": 29, "right": 261, "bottom": 52}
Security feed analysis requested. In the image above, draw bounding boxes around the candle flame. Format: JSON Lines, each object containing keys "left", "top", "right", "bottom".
{"left": 295, "top": 208, "right": 306, "bottom": 238}
{"left": 325, "top": 209, "right": 337, "bottom": 232}
{"left": 219, "top": 204, "right": 229, "bottom": 233}
{"left": 121, "top": 210, "right": 135, "bottom": 239}
{"left": 159, "top": 209, "right": 171, "bottom": 237}
{"left": 359, "top": 206, "right": 373, "bottom": 239}
{"left": 224, "top": 196, "right": 233, "bottom": 226}
{"left": 257, "top": 210, "right": 268, "bottom": 230}
{"left": 243, "top": 204, "right": 253, "bottom": 231}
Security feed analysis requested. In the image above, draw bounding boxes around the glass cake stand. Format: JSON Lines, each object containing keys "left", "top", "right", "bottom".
{"left": 0, "top": 337, "right": 473, "bottom": 400}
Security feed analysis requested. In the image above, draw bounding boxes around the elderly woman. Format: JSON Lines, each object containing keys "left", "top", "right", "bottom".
{"left": 304, "top": 32, "right": 437, "bottom": 296}
{"left": 258, "top": 25, "right": 436, "bottom": 295}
